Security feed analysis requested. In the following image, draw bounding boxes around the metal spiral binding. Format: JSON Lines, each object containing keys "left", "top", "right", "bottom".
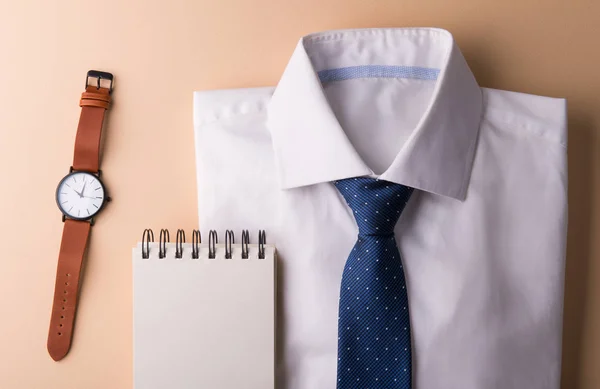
{"left": 225, "top": 230, "right": 235, "bottom": 259}
{"left": 241, "top": 230, "right": 250, "bottom": 259}
{"left": 159, "top": 229, "right": 170, "bottom": 259}
{"left": 141, "top": 228, "right": 266, "bottom": 259}
{"left": 258, "top": 230, "right": 266, "bottom": 259}
{"left": 142, "top": 229, "right": 154, "bottom": 259}
{"left": 208, "top": 230, "right": 218, "bottom": 259}
{"left": 191, "top": 230, "right": 201, "bottom": 259}
{"left": 175, "top": 229, "right": 186, "bottom": 259}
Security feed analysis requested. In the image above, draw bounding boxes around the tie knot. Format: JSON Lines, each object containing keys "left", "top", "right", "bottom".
{"left": 334, "top": 177, "right": 414, "bottom": 236}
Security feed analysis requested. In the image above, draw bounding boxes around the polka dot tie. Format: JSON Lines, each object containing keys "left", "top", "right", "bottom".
{"left": 334, "top": 177, "right": 414, "bottom": 389}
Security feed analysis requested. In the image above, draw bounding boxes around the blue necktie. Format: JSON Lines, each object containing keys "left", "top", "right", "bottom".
{"left": 334, "top": 177, "right": 414, "bottom": 389}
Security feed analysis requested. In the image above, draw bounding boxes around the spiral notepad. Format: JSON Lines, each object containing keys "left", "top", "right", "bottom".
{"left": 133, "top": 229, "right": 276, "bottom": 389}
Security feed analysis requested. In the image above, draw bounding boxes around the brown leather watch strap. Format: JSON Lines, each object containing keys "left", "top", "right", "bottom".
{"left": 72, "top": 86, "right": 111, "bottom": 173}
{"left": 47, "top": 219, "right": 92, "bottom": 361}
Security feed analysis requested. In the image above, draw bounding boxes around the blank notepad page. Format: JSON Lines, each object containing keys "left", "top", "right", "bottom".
{"left": 133, "top": 242, "right": 276, "bottom": 389}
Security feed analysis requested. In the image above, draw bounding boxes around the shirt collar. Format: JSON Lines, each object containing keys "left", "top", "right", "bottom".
{"left": 266, "top": 28, "right": 483, "bottom": 201}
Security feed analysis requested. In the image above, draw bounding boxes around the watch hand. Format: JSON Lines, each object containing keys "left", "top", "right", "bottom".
{"left": 72, "top": 187, "right": 83, "bottom": 197}
{"left": 81, "top": 182, "right": 87, "bottom": 197}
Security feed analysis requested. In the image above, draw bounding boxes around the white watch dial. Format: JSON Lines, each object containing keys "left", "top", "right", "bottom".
{"left": 56, "top": 172, "right": 105, "bottom": 219}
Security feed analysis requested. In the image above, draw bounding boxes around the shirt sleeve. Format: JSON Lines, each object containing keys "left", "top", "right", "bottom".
{"left": 193, "top": 87, "right": 280, "bottom": 241}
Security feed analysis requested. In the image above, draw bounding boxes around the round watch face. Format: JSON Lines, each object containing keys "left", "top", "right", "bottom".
{"left": 56, "top": 171, "right": 106, "bottom": 220}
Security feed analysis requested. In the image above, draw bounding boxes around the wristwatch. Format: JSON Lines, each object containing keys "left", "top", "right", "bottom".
{"left": 47, "top": 70, "right": 114, "bottom": 361}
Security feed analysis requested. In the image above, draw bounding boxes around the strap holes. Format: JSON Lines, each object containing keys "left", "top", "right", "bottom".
{"left": 64, "top": 282, "right": 69, "bottom": 286}
{"left": 63, "top": 290, "right": 67, "bottom": 294}
{"left": 66, "top": 273, "right": 71, "bottom": 277}
{"left": 58, "top": 332, "right": 62, "bottom": 336}
{"left": 61, "top": 307, "right": 65, "bottom": 310}
{"left": 62, "top": 299, "right": 67, "bottom": 302}
{"left": 60, "top": 316, "right": 64, "bottom": 319}
{"left": 59, "top": 324, "right": 63, "bottom": 327}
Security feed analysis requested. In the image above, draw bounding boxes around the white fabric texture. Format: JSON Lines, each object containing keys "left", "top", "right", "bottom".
{"left": 193, "top": 28, "right": 568, "bottom": 389}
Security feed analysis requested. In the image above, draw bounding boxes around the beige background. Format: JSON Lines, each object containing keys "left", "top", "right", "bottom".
{"left": 0, "top": 0, "right": 598, "bottom": 388}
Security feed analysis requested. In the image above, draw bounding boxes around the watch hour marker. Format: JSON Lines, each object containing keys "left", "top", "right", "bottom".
{"left": 61, "top": 201, "right": 68, "bottom": 204}
{"left": 65, "top": 184, "right": 71, "bottom": 188}
{"left": 61, "top": 192, "right": 67, "bottom": 195}
{"left": 96, "top": 197, "right": 102, "bottom": 199}
{"left": 68, "top": 206, "right": 74, "bottom": 212}
{"left": 87, "top": 209, "right": 90, "bottom": 216}
{"left": 78, "top": 210, "right": 81, "bottom": 217}
{"left": 95, "top": 187, "right": 101, "bottom": 191}
{"left": 93, "top": 204, "right": 99, "bottom": 209}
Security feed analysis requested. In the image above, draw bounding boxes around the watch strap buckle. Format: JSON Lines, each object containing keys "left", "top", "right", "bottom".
{"left": 85, "top": 70, "right": 113, "bottom": 93}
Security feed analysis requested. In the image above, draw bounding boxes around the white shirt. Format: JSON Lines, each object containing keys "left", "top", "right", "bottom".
{"left": 193, "top": 28, "right": 568, "bottom": 389}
